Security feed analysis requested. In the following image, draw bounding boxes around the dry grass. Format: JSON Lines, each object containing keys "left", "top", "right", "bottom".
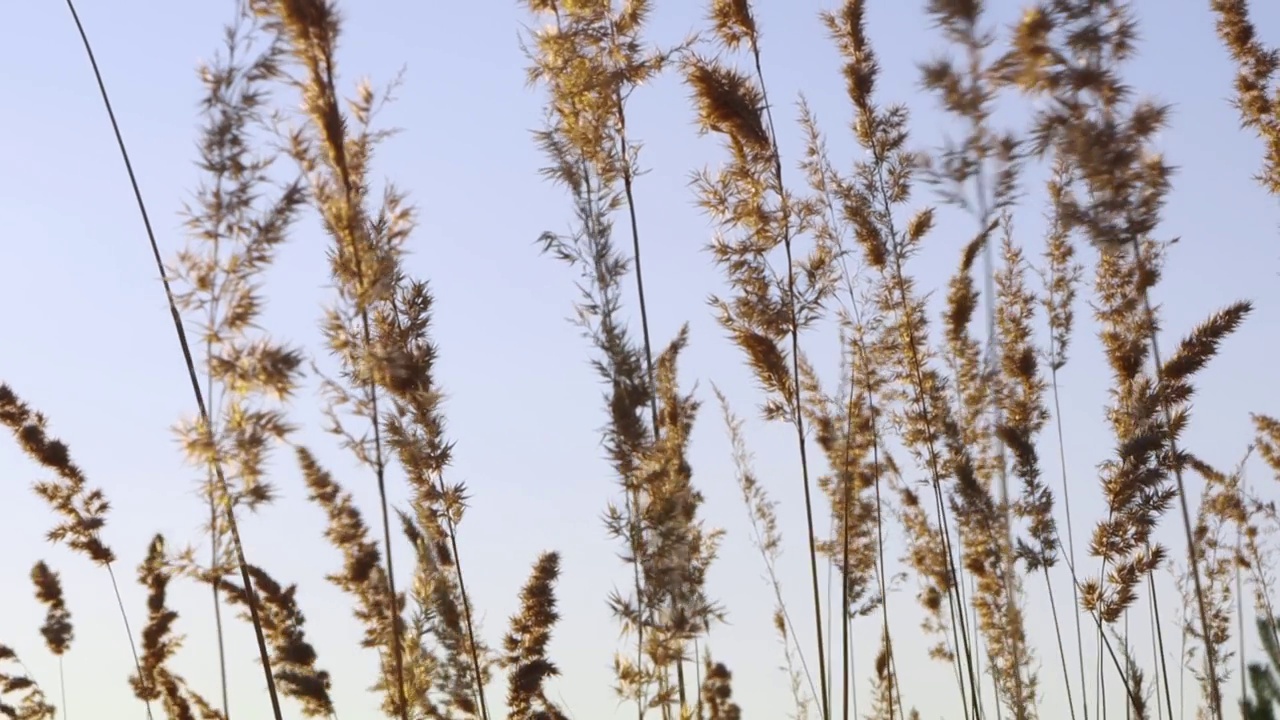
{"left": 3, "top": 0, "right": 1280, "bottom": 719}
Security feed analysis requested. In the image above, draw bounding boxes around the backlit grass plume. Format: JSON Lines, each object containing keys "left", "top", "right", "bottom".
{"left": 250, "top": 1, "right": 492, "bottom": 717}
{"left": 525, "top": 1, "right": 719, "bottom": 716}
{"left": 167, "top": 13, "right": 306, "bottom": 715}
{"left": 501, "top": 552, "right": 568, "bottom": 720}
{"left": 1209, "top": 0, "right": 1280, "bottom": 196}
{"left": 30, "top": 561, "right": 72, "bottom": 718}
{"left": 295, "top": 446, "right": 399, "bottom": 661}
{"left": 685, "top": 0, "right": 839, "bottom": 713}
{"left": 998, "top": 3, "right": 1257, "bottom": 718}
{"left": 0, "top": 386, "right": 113, "bottom": 567}
{"left": 130, "top": 535, "right": 202, "bottom": 720}
{"left": 219, "top": 565, "right": 334, "bottom": 717}
{"left": 821, "top": 2, "right": 988, "bottom": 715}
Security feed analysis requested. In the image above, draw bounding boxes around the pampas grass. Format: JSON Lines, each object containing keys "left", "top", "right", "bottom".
{"left": 3, "top": 0, "right": 1279, "bottom": 719}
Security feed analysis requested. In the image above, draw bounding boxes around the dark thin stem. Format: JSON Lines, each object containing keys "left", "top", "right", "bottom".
{"left": 862, "top": 105, "right": 981, "bottom": 720}
{"left": 63, "top": 3, "right": 280, "bottom": 717}
{"left": 612, "top": 79, "right": 675, "bottom": 713}
{"left": 1050, "top": 364, "right": 1091, "bottom": 720}
{"left": 747, "top": 34, "right": 830, "bottom": 720}
{"left": 577, "top": 153, "right": 651, "bottom": 718}
{"left": 1130, "top": 236, "right": 1223, "bottom": 720}
{"left": 1045, "top": 568, "right": 1079, "bottom": 720}
{"left": 1149, "top": 575, "right": 1175, "bottom": 720}
{"left": 1150, "top": 592, "right": 1162, "bottom": 720}
{"left": 1125, "top": 609, "right": 1132, "bottom": 720}
{"left": 434, "top": 471, "right": 490, "bottom": 720}
{"left": 205, "top": 171, "right": 231, "bottom": 720}
{"left": 1053, "top": 525, "right": 1143, "bottom": 711}
{"left": 104, "top": 562, "right": 152, "bottom": 720}
{"left": 211, "top": 493, "right": 231, "bottom": 720}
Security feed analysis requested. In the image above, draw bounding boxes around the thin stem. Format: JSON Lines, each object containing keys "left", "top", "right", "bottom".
{"left": 1151, "top": 592, "right": 1162, "bottom": 720}
{"left": 365, "top": 344, "right": 410, "bottom": 720}
{"left": 1234, "top": 472, "right": 1246, "bottom": 711}
{"left": 577, "top": 153, "right": 651, "bottom": 719}
{"left": 1045, "top": 568, "right": 1079, "bottom": 720}
{"left": 204, "top": 180, "right": 231, "bottom": 720}
{"left": 104, "top": 562, "right": 152, "bottom": 720}
{"left": 434, "top": 471, "right": 490, "bottom": 720}
{"left": 746, "top": 33, "right": 830, "bottom": 720}
{"left": 63, "top": 3, "right": 278, "bottom": 717}
{"left": 612, "top": 78, "right": 674, "bottom": 714}
{"left": 863, "top": 110, "right": 982, "bottom": 720}
{"left": 1130, "top": 236, "right": 1223, "bottom": 720}
{"left": 886, "top": 228, "right": 983, "bottom": 720}
{"left": 1050, "top": 363, "right": 1091, "bottom": 720}
{"left": 1051, "top": 522, "right": 1142, "bottom": 713}
{"left": 1125, "top": 609, "right": 1132, "bottom": 720}
{"left": 839, "top": 355, "right": 854, "bottom": 720}
{"left": 58, "top": 655, "right": 67, "bottom": 720}
{"left": 1149, "top": 575, "right": 1175, "bottom": 720}
{"left": 1180, "top": 614, "right": 1187, "bottom": 720}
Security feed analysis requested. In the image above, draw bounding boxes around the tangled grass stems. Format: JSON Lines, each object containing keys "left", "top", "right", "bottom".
{"left": 818, "top": 1, "right": 983, "bottom": 713}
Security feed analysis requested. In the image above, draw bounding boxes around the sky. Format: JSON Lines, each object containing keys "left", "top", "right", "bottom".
{"left": 2, "top": 1, "right": 1279, "bottom": 719}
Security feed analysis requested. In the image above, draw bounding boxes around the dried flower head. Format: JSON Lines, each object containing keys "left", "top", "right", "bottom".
{"left": 30, "top": 562, "right": 73, "bottom": 657}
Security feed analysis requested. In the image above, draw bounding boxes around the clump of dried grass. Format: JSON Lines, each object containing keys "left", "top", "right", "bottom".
{"left": 1209, "top": 0, "right": 1280, "bottom": 196}
{"left": 523, "top": 2, "right": 721, "bottom": 717}
{"left": 500, "top": 552, "right": 568, "bottom": 720}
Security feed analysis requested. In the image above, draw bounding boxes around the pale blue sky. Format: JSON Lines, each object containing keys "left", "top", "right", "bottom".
{"left": 2, "top": 1, "right": 1279, "bottom": 719}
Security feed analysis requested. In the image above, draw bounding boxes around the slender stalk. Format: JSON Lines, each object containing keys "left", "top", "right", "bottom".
{"left": 1045, "top": 567, "right": 1079, "bottom": 720}
{"left": 58, "top": 656, "right": 67, "bottom": 720}
{"left": 1236, "top": 473, "right": 1247, "bottom": 711}
{"left": 365, "top": 361, "right": 410, "bottom": 720}
{"left": 885, "top": 232, "right": 984, "bottom": 720}
{"left": 839, "top": 353, "right": 854, "bottom": 720}
{"left": 744, "top": 31, "right": 830, "bottom": 720}
{"left": 104, "top": 561, "right": 153, "bottom": 720}
{"left": 1150, "top": 592, "right": 1162, "bottom": 720}
{"left": 204, "top": 198, "right": 232, "bottom": 720}
{"left": 1131, "top": 236, "right": 1223, "bottom": 720}
{"left": 62, "top": 3, "right": 279, "bottom": 717}
{"left": 611, "top": 78, "right": 674, "bottom": 713}
{"left": 431, "top": 469, "right": 490, "bottom": 720}
{"left": 1050, "top": 362, "right": 1090, "bottom": 720}
{"left": 1149, "top": 575, "right": 1175, "bottom": 720}
{"left": 861, "top": 109, "right": 983, "bottom": 720}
